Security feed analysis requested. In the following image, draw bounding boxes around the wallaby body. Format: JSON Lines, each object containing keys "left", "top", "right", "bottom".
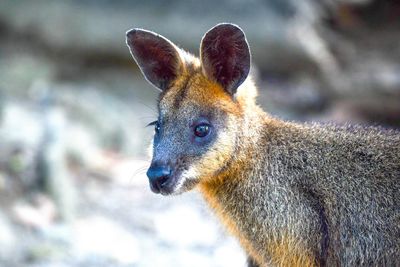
{"left": 126, "top": 23, "right": 400, "bottom": 266}
{"left": 200, "top": 118, "right": 399, "bottom": 266}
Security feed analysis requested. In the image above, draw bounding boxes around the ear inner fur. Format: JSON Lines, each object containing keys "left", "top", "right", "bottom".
{"left": 200, "top": 23, "right": 251, "bottom": 95}
{"left": 126, "top": 29, "right": 184, "bottom": 91}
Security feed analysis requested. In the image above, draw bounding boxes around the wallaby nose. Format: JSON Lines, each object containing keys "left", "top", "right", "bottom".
{"left": 146, "top": 164, "right": 172, "bottom": 193}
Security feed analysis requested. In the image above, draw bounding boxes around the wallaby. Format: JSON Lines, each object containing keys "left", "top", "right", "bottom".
{"left": 126, "top": 23, "right": 400, "bottom": 267}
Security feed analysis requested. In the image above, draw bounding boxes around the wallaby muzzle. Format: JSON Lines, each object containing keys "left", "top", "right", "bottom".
{"left": 146, "top": 161, "right": 172, "bottom": 194}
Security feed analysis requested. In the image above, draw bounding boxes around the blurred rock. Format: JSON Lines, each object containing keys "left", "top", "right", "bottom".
{"left": 37, "top": 105, "right": 77, "bottom": 222}
{"left": 13, "top": 194, "right": 57, "bottom": 229}
{"left": 0, "top": 171, "right": 5, "bottom": 191}
{"left": 0, "top": 0, "right": 317, "bottom": 81}
{"left": 154, "top": 204, "right": 219, "bottom": 247}
{"left": 25, "top": 242, "right": 68, "bottom": 264}
{"left": 0, "top": 103, "right": 42, "bottom": 191}
{"left": 0, "top": 52, "right": 56, "bottom": 98}
{"left": 213, "top": 241, "right": 247, "bottom": 267}
{"left": 72, "top": 215, "right": 140, "bottom": 265}
{"left": 0, "top": 91, "right": 4, "bottom": 122}
{"left": 0, "top": 211, "right": 16, "bottom": 259}
{"left": 0, "top": 102, "right": 43, "bottom": 149}
{"left": 38, "top": 223, "right": 73, "bottom": 247}
{"left": 1, "top": 0, "right": 398, "bottom": 125}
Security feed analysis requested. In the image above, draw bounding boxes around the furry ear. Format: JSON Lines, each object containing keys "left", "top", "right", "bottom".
{"left": 126, "top": 29, "right": 183, "bottom": 91}
{"left": 200, "top": 23, "right": 251, "bottom": 95}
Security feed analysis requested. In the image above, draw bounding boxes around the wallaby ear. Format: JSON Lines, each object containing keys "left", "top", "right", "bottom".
{"left": 126, "top": 29, "right": 183, "bottom": 91}
{"left": 200, "top": 23, "right": 251, "bottom": 95}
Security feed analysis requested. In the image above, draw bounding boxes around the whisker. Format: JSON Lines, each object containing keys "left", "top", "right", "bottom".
{"left": 131, "top": 166, "right": 148, "bottom": 181}
{"left": 131, "top": 158, "right": 151, "bottom": 162}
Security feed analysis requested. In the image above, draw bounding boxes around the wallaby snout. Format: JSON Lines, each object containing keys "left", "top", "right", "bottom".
{"left": 146, "top": 162, "right": 172, "bottom": 194}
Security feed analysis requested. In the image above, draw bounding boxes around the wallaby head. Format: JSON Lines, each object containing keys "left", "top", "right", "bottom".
{"left": 126, "top": 23, "right": 256, "bottom": 195}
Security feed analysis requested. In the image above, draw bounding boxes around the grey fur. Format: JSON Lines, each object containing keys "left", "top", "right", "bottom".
{"left": 216, "top": 119, "right": 399, "bottom": 266}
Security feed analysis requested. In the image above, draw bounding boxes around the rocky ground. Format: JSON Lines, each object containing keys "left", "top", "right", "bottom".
{"left": 0, "top": 158, "right": 246, "bottom": 267}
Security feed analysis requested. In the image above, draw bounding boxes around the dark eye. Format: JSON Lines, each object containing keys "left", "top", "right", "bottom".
{"left": 148, "top": 120, "right": 160, "bottom": 134}
{"left": 194, "top": 124, "right": 210, "bottom": 138}
{"left": 155, "top": 122, "right": 161, "bottom": 134}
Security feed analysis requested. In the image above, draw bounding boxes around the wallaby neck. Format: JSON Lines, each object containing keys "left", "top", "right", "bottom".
{"left": 198, "top": 103, "right": 273, "bottom": 197}
{"left": 197, "top": 106, "right": 271, "bottom": 265}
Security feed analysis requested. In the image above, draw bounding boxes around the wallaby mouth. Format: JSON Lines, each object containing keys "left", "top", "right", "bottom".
{"left": 151, "top": 175, "right": 178, "bottom": 195}
{"left": 146, "top": 164, "right": 178, "bottom": 195}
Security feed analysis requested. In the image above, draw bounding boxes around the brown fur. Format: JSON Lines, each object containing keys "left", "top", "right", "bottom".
{"left": 126, "top": 24, "right": 400, "bottom": 267}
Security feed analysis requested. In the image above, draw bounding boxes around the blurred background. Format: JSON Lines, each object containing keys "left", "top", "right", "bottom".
{"left": 0, "top": 0, "right": 399, "bottom": 266}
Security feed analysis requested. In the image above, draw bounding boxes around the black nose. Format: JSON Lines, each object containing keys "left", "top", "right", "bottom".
{"left": 146, "top": 164, "right": 172, "bottom": 193}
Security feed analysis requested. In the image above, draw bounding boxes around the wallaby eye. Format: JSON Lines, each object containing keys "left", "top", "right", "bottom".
{"left": 148, "top": 120, "right": 160, "bottom": 134}
{"left": 194, "top": 123, "right": 210, "bottom": 138}
{"left": 155, "top": 123, "right": 161, "bottom": 134}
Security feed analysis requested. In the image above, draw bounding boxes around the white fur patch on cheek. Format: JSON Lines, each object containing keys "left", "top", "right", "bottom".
{"left": 173, "top": 176, "right": 185, "bottom": 193}
{"left": 180, "top": 166, "right": 200, "bottom": 180}
{"left": 172, "top": 166, "right": 199, "bottom": 194}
